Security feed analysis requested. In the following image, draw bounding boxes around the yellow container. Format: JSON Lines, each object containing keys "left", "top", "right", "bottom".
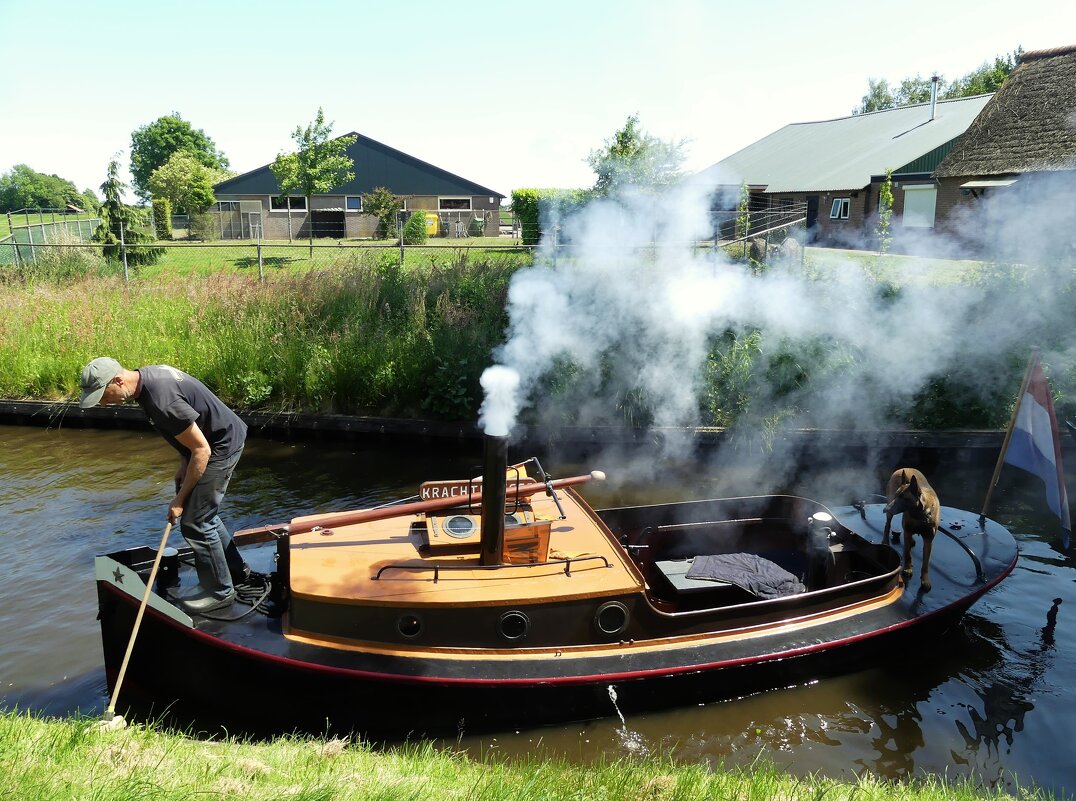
{"left": 424, "top": 213, "right": 439, "bottom": 236}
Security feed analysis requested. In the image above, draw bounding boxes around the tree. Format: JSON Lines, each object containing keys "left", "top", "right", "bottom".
{"left": 856, "top": 78, "right": 895, "bottom": 114}
{"left": 271, "top": 108, "right": 356, "bottom": 256}
{"left": 944, "top": 48, "right": 1023, "bottom": 97}
{"left": 129, "top": 113, "right": 229, "bottom": 202}
{"left": 361, "top": 186, "right": 401, "bottom": 238}
{"left": 735, "top": 181, "right": 750, "bottom": 239}
{"left": 877, "top": 169, "right": 893, "bottom": 254}
{"left": 0, "top": 164, "right": 94, "bottom": 212}
{"left": 148, "top": 151, "right": 230, "bottom": 214}
{"left": 93, "top": 159, "right": 161, "bottom": 267}
{"left": 854, "top": 48, "right": 1023, "bottom": 114}
{"left": 586, "top": 114, "right": 687, "bottom": 197}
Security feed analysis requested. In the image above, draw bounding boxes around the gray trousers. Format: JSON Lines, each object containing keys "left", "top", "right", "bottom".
{"left": 180, "top": 448, "right": 245, "bottom": 599}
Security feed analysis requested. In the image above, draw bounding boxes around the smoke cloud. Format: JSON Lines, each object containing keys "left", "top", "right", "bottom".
{"left": 479, "top": 173, "right": 1076, "bottom": 493}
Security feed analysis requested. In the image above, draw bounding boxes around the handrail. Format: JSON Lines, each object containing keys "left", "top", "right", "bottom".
{"left": 372, "top": 554, "right": 613, "bottom": 582}
{"left": 291, "top": 471, "right": 605, "bottom": 534}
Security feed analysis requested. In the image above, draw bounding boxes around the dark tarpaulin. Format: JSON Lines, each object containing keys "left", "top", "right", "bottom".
{"left": 685, "top": 553, "right": 806, "bottom": 600}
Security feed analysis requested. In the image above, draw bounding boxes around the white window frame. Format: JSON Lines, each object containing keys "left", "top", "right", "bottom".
{"left": 345, "top": 196, "right": 363, "bottom": 213}
{"left": 902, "top": 184, "right": 937, "bottom": 229}
{"left": 438, "top": 196, "right": 472, "bottom": 211}
{"left": 829, "top": 197, "right": 850, "bottom": 220}
{"left": 269, "top": 196, "right": 307, "bottom": 212}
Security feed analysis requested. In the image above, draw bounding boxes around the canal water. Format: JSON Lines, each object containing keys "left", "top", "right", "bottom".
{"left": 0, "top": 425, "right": 1072, "bottom": 797}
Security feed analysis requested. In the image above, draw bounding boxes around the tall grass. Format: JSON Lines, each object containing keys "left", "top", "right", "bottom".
{"left": 0, "top": 250, "right": 521, "bottom": 420}
{"left": 0, "top": 711, "right": 1057, "bottom": 801}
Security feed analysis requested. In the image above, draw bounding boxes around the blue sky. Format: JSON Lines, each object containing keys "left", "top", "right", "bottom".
{"left": 1, "top": 0, "right": 1073, "bottom": 202}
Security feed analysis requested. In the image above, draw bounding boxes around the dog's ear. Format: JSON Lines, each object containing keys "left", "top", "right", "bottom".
{"left": 909, "top": 474, "right": 920, "bottom": 494}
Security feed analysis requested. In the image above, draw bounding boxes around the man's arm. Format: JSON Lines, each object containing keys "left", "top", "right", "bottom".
{"left": 168, "top": 422, "right": 211, "bottom": 524}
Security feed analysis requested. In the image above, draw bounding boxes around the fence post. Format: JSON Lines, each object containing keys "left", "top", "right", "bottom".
{"left": 120, "top": 222, "right": 129, "bottom": 284}
{"left": 257, "top": 241, "right": 263, "bottom": 282}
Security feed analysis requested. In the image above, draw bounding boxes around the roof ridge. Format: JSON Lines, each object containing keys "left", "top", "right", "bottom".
{"left": 1020, "top": 43, "right": 1076, "bottom": 61}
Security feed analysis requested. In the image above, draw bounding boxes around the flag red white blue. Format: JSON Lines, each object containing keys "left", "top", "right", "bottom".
{"left": 1003, "top": 356, "right": 1071, "bottom": 548}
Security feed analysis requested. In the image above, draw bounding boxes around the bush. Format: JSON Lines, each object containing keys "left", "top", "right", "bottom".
{"left": 361, "top": 186, "right": 400, "bottom": 238}
{"left": 188, "top": 211, "right": 219, "bottom": 241}
{"left": 152, "top": 198, "right": 172, "bottom": 240}
{"left": 510, "top": 188, "right": 588, "bottom": 246}
{"left": 402, "top": 211, "right": 428, "bottom": 245}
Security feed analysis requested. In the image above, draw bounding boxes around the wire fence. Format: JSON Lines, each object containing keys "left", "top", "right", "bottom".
{"left": 0, "top": 199, "right": 810, "bottom": 280}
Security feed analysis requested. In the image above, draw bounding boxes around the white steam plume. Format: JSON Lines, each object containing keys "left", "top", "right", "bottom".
{"left": 479, "top": 365, "right": 520, "bottom": 437}
{"left": 478, "top": 172, "right": 1076, "bottom": 489}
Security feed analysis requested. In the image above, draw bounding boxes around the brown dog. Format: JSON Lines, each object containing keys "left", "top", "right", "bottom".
{"left": 883, "top": 468, "right": 940, "bottom": 591}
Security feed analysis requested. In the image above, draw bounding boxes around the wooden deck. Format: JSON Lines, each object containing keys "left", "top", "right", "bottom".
{"left": 287, "top": 488, "right": 643, "bottom": 606}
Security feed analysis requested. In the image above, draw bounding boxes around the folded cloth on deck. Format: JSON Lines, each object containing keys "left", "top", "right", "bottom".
{"left": 685, "top": 553, "right": 805, "bottom": 599}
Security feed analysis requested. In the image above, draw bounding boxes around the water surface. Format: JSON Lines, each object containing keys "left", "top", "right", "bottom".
{"left": 0, "top": 425, "right": 1071, "bottom": 797}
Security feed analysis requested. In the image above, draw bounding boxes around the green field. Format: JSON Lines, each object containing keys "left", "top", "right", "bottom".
{"left": 0, "top": 211, "right": 99, "bottom": 240}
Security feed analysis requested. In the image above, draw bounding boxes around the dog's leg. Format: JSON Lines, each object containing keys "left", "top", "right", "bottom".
{"left": 883, "top": 506, "right": 895, "bottom": 544}
{"left": 901, "top": 529, "right": 914, "bottom": 580}
{"left": 920, "top": 533, "right": 934, "bottom": 592}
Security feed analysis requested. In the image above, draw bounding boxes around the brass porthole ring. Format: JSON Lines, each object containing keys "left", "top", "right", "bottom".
{"left": 594, "top": 601, "right": 629, "bottom": 636}
{"left": 498, "top": 610, "right": 530, "bottom": 641}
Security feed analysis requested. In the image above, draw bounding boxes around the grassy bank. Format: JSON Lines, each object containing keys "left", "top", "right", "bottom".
{"left": 0, "top": 711, "right": 1057, "bottom": 801}
{"left": 1, "top": 244, "right": 1073, "bottom": 429}
{"left": 0, "top": 249, "right": 523, "bottom": 419}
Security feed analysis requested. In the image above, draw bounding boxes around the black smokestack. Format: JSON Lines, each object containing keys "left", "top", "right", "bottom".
{"left": 480, "top": 434, "right": 508, "bottom": 565}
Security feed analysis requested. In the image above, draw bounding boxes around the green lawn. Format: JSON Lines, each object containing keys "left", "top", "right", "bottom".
{"left": 0, "top": 211, "right": 98, "bottom": 240}
{"left": 136, "top": 239, "right": 532, "bottom": 279}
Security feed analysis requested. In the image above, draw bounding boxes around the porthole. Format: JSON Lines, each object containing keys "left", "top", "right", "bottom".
{"left": 505, "top": 512, "right": 524, "bottom": 526}
{"left": 443, "top": 514, "right": 476, "bottom": 539}
{"left": 397, "top": 614, "right": 423, "bottom": 638}
{"left": 594, "top": 601, "right": 629, "bottom": 636}
{"left": 498, "top": 610, "right": 530, "bottom": 641}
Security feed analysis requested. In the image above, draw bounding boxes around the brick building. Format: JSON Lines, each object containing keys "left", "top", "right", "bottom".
{"left": 212, "top": 133, "right": 504, "bottom": 240}
{"left": 696, "top": 92, "right": 992, "bottom": 248}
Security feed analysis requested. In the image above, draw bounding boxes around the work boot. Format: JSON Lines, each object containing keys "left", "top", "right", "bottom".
{"left": 177, "top": 587, "right": 236, "bottom": 615}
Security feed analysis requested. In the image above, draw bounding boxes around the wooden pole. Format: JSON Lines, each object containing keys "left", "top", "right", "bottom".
{"left": 980, "top": 348, "right": 1038, "bottom": 526}
{"left": 105, "top": 522, "right": 173, "bottom": 720}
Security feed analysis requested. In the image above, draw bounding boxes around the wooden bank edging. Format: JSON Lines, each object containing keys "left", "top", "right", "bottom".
{"left": 0, "top": 398, "right": 1017, "bottom": 452}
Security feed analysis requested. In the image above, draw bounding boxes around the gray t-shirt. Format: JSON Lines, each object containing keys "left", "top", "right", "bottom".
{"left": 136, "top": 365, "right": 246, "bottom": 463}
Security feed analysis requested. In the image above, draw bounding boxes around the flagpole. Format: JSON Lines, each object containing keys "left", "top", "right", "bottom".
{"left": 980, "top": 348, "right": 1039, "bottom": 527}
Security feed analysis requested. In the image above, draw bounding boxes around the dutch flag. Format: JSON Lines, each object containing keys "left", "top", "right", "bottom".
{"left": 1002, "top": 354, "right": 1072, "bottom": 549}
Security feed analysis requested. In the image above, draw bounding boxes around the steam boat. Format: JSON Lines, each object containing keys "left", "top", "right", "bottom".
{"left": 95, "top": 436, "right": 1018, "bottom": 737}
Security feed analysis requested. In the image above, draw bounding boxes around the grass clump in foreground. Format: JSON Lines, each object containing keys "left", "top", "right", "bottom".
{"left": 0, "top": 711, "right": 1058, "bottom": 801}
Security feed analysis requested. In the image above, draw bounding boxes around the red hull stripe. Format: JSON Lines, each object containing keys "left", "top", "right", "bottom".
{"left": 102, "top": 552, "right": 1016, "bottom": 688}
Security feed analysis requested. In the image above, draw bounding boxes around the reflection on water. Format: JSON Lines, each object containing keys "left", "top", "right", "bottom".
{"left": 0, "top": 426, "right": 1073, "bottom": 796}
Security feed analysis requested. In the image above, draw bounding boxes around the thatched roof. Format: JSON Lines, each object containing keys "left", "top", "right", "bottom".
{"left": 934, "top": 44, "right": 1076, "bottom": 177}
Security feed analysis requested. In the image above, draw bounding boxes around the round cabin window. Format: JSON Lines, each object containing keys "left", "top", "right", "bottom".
{"left": 594, "top": 601, "right": 629, "bottom": 636}
{"left": 498, "top": 610, "right": 530, "bottom": 641}
{"left": 443, "top": 515, "right": 476, "bottom": 539}
{"left": 397, "top": 614, "right": 423, "bottom": 638}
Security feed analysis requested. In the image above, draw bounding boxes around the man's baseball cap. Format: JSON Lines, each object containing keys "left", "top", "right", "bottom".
{"left": 79, "top": 357, "right": 123, "bottom": 408}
